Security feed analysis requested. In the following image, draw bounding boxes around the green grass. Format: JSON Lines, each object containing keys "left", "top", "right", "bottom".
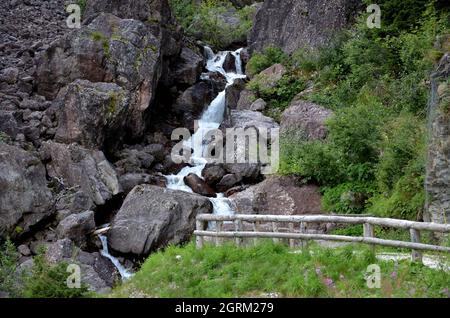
{"left": 110, "top": 241, "right": 450, "bottom": 298}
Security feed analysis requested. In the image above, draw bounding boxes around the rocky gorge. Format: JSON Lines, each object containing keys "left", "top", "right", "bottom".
{"left": 0, "top": 0, "right": 449, "bottom": 296}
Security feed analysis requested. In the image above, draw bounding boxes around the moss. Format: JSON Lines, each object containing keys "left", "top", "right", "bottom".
{"left": 90, "top": 31, "right": 111, "bottom": 59}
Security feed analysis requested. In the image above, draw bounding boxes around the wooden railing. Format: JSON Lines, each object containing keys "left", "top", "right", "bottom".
{"left": 194, "top": 214, "right": 450, "bottom": 262}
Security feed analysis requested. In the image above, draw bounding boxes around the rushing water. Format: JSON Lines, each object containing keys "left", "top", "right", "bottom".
{"left": 165, "top": 47, "right": 246, "bottom": 216}
{"left": 98, "top": 48, "right": 245, "bottom": 278}
{"left": 99, "top": 234, "right": 133, "bottom": 280}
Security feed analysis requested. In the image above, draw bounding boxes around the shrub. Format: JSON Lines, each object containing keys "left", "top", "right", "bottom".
{"left": 169, "top": 0, "right": 255, "bottom": 49}
{"left": 22, "top": 249, "right": 89, "bottom": 298}
{"left": 0, "top": 239, "right": 21, "bottom": 297}
{"left": 322, "top": 182, "right": 375, "bottom": 214}
{"left": 246, "top": 46, "right": 288, "bottom": 76}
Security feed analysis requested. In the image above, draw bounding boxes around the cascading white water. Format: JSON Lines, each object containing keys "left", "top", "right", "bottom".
{"left": 99, "top": 235, "right": 133, "bottom": 280}
{"left": 97, "top": 48, "right": 245, "bottom": 278}
{"left": 166, "top": 47, "right": 246, "bottom": 216}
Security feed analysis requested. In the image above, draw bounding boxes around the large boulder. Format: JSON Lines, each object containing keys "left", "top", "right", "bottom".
{"left": 223, "top": 109, "right": 279, "bottom": 131}
{"left": 184, "top": 173, "right": 217, "bottom": 198}
{"left": 53, "top": 80, "right": 129, "bottom": 150}
{"left": 229, "top": 176, "right": 324, "bottom": 215}
{"left": 172, "top": 81, "right": 220, "bottom": 128}
{"left": 281, "top": 99, "right": 333, "bottom": 140}
{"left": 109, "top": 185, "right": 213, "bottom": 255}
{"left": 56, "top": 211, "right": 96, "bottom": 247}
{"left": 225, "top": 78, "right": 246, "bottom": 109}
{"left": 0, "top": 142, "right": 54, "bottom": 238}
{"left": 248, "top": 0, "right": 362, "bottom": 54}
{"left": 35, "top": 13, "right": 163, "bottom": 138}
{"left": 41, "top": 141, "right": 122, "bottom": 207}
{"left": 170, "top": 46, "right": 205, "bottom": 86}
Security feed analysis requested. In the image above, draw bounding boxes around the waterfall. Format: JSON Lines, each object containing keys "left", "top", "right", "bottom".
{"left": 99, "top": 235, "right": 133, "bottom": 280}
{"left": 166, "top": 47, "right": 247, "bottom": 216}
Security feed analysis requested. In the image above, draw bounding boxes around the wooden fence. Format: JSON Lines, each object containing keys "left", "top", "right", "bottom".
{"left": 194, "top": 214, "right": 450, "bottom": 263}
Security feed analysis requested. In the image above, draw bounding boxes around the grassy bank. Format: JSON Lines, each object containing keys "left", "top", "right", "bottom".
{"left": 110, "top": 241, "right": 450, "bottom": 298}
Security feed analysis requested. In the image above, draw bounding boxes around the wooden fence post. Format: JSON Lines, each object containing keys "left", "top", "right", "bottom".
{"left": 272, "top": 222, "right": 279, "bottom": 244}
{"left": 196, "top": 220, "right": 204, "bottom": 249}
{"left": 252, "top": 221, "right": 258, "bottom": 246}
{"left": 289, "top": 222, "right": 295, "bottom": 248}
{"left": 299, "top": 222, "right": 307, "bottom": 249}
{"left": 363, "top": 223, "right": 375, "bottom": 251}
{"left": 410, "top": 228, "right": 423, "bottom": 263}
{"left": 215, "top": 221, "right": 223, "bottom": 246}
{"left": 235, "top": 219, "right": 243, "bottom": 247}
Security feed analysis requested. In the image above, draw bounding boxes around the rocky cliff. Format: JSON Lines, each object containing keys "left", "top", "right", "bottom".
{"left": 426, "top": 51, "right": 450, "bottom": 226}
{"left": 248, "top": 0, "right": 362, "bottom": 54}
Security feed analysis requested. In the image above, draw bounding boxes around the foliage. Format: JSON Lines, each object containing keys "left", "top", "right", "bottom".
{"left": 246, "top": 46, "right": 288, "bottom": 76}
{"left": 111, "top": 242, "right": 450, "bottom": 298}
{"left": 275, "top": 4, "right": 449, "bottom": 219}
{"left": 169, "top": 0, "right": 256, "bottom": 49}
{"left": 0, "top": 239, "right": 22, "bottom": 297}
{"left": 21, "top": 248, "right": 89, "bottom": 298}
{"left": 322, "top": 182, "right": 375, "bottom": 214}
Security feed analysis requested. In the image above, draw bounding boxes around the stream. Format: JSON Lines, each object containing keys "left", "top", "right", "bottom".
{"left": 101, "top": 47, "right": 246, "bottom": 279}
{"left": 165, "top": 47, "right": 246, "bottom": 216}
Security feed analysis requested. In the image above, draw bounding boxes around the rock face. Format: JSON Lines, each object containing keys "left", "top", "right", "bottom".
{"left": 170, "top": 47, "right": 205, "bottom": 86}
{"left": 109, "top": 185, "right": 213, "bottom": 255}
{"left": 41, "top": 141, "right": 122, "bottom": 207}
{"left": 281, "top": 99, "right": 333, "bottom": 140}
{"left": 0, "top": 142, "right": 54, "bottom": 238}
{"left": 35, "top": 13, "right": 163, "bottom": 139}
{"left": 426, "top": 53, "right": 450, "bottom": 225}
{"left": 83, "top": 0, "right": 173, "bottom": 25}
{"left": 248, "top": 0, "right": 362, "bottom": 54}
{"left": 229, "top": 176, "right": 324, "bottom": 215}
{"left": 56, "top": 211, "right": 96, "bottom": 247}
{"left": 53, "top": 80, "right": 129, "bottom": 150}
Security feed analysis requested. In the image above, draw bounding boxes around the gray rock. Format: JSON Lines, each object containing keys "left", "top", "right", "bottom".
{"left": 230, "top": 176, "right": 324, "bottom": 216}
{"left": 41, "top": 141, "right": 122, "bottom": 207}
{"left": 54, "top": 80, "right": 129, "bottom": 150}
{"left": 56, "top": 211, "right": 96, "bottom": 247}
{"left": 237, "top": 89, "right": 257, "bottom": 110}
{"left": 250, "top": 98, "right": 266, "bottom": 111}
{"left": 0, "top": 142, "right": 54, "bottom": 238}
{"left": 249, "top": 0, "right": 362, "bottom": 54}
{"left": 18, "top": 244, "right": 31, "bottom": 257}
{"left": 109, "top": 185, "right": 213, "bottom": 255}
{"left": 225, "top": 78, "right": 246, "bottom": 110}
{"left": 0, "top": 67, "right": 19, "bottom": 84}
{"left": 281, "top": 99, "right": 333, "bottom": 140}
{"left": 171, "top": 46, "right": 205, "bottom": 86}
{"left": 184, "top": 173, "right": 216, "bottom": 198}
{"left": 425, "top": 53, "right": 450, "bottom": 227}
{"left": 202, "top": 164, "right": 226, "bottom": 186}
{"left": 35, "top": 13, "right": 163, "bottom": 139}
{"left": 119, "top": 173, "right": 167, "bottom": 194}
{"left": 216, "top": 174, "right": 243, "bottom": 193}
{"left": 223, "top": 52, "right": 236, "bottom": 73}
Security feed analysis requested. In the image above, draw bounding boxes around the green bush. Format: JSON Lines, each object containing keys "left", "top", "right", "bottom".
{"left": 246, "top": 46, "right": 288, "bottom": 76}
{"left": 22, "top": 249, "right": 89, "bottom": 298}
{"left": 169, "top": 0, "right": 255, "bottom": 49}
{"left": 322, "top": 182, "right": 375, "bottom": 214}
{"left": 0, "top": 239, "right": 22, "bottom": 297}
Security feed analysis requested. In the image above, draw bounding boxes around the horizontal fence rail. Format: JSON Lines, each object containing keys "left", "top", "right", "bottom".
{"left": 194, "top": 214, "right": 450, "bottom": 263}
